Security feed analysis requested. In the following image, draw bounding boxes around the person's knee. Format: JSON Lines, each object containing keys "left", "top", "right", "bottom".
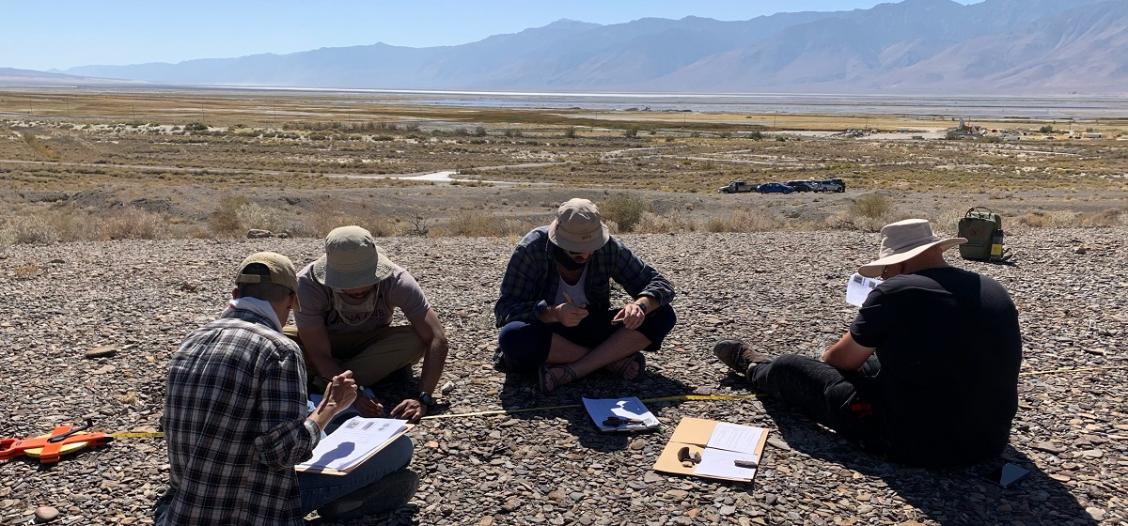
{"left": 650, "top": 304, "right": 677, "bottom": 334}
{"left": 384, "top": 435, "right": 414, "bottom": 472}
{"left": 498, "top": 321, "right": 534, "bottom": 354}
{"left": 770, "top": 353, "right": 812, "bottom": 371}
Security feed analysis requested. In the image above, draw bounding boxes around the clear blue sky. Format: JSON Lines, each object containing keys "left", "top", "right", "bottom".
{"left": 3, "top": 0, "right": 979, "bottom": 71}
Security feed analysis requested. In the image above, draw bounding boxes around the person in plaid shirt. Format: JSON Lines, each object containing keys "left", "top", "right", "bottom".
{"left": 494, "top": 198, "right": 677, "bottom": 392}
{"left": 156, "top": 252, "right": 415, "bottom": 525}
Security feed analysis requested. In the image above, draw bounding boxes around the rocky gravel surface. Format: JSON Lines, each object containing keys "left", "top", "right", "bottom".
{"left": 1, "top": 228, "right": 1124, "bottom": 525}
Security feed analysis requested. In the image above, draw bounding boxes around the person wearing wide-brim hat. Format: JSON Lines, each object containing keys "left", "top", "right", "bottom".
{"left": 288, "top": 225, "right": 449, "bottom": 423}
{"left": 714, "top": 218, "right": 1023, "bottom": 467}
{"left": 494, "top": 198, "right": 678, "bottom": 392}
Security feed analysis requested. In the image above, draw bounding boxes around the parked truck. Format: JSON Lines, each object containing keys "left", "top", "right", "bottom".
{"left": 719, "top": 180, "right": 756, "bottom": 193}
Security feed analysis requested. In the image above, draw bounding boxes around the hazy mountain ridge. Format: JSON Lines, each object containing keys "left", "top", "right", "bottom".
{"left": 53, "top": 0, "right": 1128, "bottom": 94}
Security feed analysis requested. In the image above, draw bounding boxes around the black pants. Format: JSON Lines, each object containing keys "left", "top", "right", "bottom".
{"left": 747, "top": 354, "right": 886, "bottom": 451}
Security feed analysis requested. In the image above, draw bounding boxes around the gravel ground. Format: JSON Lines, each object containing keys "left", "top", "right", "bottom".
{"left": 1, "top": 228, "right": 1124, "bottom": 525}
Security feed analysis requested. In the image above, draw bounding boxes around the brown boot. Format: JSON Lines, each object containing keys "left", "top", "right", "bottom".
{"left": 712, "top": 340, "right": 770, "bottom": 376}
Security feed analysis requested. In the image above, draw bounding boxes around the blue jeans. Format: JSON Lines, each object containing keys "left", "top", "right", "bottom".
{"left": 298, "top": 434, "right": 414, "bottom": 514}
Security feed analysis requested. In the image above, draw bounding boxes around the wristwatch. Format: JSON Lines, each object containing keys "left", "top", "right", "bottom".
{"left": 636, "top": 301, "right": 649, "bottom": 314}
{"left": 417, "top": 392, "right": 435, "bottom": 407}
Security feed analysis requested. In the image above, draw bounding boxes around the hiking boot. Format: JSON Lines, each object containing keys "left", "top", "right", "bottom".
{"left": 317, "top": 468, "right": 420, "bottom": 521}
{"left": 712, "top": 340, "right": 770, "bottom": 376}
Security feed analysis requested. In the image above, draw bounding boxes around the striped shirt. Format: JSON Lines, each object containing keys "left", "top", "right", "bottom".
{"left": 162, "top": 308, "right": 319, "bottom": 525}
{"left": 495, "top": 226, "right": 675, "bottom": 326}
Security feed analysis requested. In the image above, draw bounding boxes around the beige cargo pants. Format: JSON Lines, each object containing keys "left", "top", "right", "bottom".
{"left": 284, "top": 325, "right": 426, "bottom": 388}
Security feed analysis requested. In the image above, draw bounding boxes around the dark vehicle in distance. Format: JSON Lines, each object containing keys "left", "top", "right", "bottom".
{"left": 815, "top": 178, "right": 846, "bottom": 192}
{"left": 719, "top": 180, "right": 756, "bottom": 193}
{"left": 756, "top": 182, "right": 794, "bottom": 194}
{"left": 785, "top": 180, "right": 817, "bottom": 192}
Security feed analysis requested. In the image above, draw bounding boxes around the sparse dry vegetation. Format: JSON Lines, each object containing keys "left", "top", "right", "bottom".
{"left": 1, "top": 90, "right": 1126, "bottom": 245}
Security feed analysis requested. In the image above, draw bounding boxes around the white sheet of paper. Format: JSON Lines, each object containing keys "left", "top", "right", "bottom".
{"left": 845, "top": 273, "right": 882, "bottom": 307}
{"left": 296, "top": 417, "right": 406, "bottom": 472}
{"left": 705, "top": 422, "right": 764, "bottom": 455}
{"left": 582, "top": 397, "right": 660, "bottom": 432}
{"left": 694, "top": 447, "right": 758, "bottom": 480}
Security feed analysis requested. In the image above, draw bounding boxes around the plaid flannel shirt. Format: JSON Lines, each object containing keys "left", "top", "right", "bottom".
{"left": 495, "top": 226, "right": 675, "bottom": 326}
{"left": 162, "top": 308, "right": 319, "bottom": 526}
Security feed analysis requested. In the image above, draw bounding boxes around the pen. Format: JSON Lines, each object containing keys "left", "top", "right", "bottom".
{"left": 733, "top": 459, "right": 758, "bottom": 469}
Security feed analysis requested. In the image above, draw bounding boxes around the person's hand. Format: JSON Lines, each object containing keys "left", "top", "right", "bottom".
{"left": 390, "top": 398, "right": 427, "bottom": 423}
{"left": 612, "top": 302, "right": 646, "bottom": 330}
{"left": 353, "top": 393, "right": 385, "bottom": 418}
{"left": 319, "top": 371, "right": 358, "bottom": 417}
{"left": 554, "top": 302, "right": 589, "bottom": 327}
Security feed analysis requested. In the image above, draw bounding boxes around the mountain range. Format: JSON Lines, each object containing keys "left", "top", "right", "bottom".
{"left": 26, "top": 0, "right": 1128, "bottom": 94}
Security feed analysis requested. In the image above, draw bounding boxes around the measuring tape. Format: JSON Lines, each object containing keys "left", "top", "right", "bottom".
{"left": 6, "top": 363, "right": 1121, "bottom": 458}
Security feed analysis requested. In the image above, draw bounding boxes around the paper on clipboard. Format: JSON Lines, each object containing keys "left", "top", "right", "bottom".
{"left": 295, "top": 417, "right": 408, "bottom": 475}
{"left": 582, "top": 397, "right": 660, "bottom": 432}
{"left": 706, "top": 422, "right": 764, "bottom": 455}
{"left": 695, "top": 448, "right": 758, "bottom": 480}
{"left": 845, "top": 273, "right": 882, "bottom": 307}
{"left": 652, "top": 418, "right": 769, "bottom": 483}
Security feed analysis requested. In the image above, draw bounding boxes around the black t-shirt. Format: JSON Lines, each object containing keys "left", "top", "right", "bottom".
{"left": 850, "top": 267, "right": 1022, "bottom": 466}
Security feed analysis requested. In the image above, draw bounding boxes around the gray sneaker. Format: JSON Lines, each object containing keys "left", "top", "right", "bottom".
{"left": 712, "top": 340, "right": 770, "bottom": 376}
{"left": 317, "top": 468, "right": 420, "bottom": 522}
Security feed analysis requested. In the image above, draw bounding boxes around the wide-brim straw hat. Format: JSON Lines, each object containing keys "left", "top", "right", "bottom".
{"left": 858, "top": 219, "right": 967, "bottom": 278}
{"left": 313, "top": 225, "right": 394, "bottom": 289}
{"left": 548, "top": 198, "right": 610, "bottom": 253}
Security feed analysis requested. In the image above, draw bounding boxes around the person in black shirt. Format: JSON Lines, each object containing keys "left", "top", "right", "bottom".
{"left": 714, "top": 219, "right": 1022, "bottom": 467}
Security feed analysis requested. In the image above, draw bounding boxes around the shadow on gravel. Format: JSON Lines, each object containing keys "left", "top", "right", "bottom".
{"left": 760, "top": 397, "right": 1096, "bottom": 526}
{"left": 315, "top": 503, "right": 420, "bottom": 526}
{"left": 498, "top": 365, "right": 692, "bottom": 452}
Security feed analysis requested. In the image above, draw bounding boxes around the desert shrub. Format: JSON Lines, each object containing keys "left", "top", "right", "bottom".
{"left": 503, "top": 128, "right": 522, "bottom": 138}
{"left": 100, "top": 208, "right": 166, "bottom": 240}
{"left": 440, "top": 210, "right": 506, "bottom": 237}
{"left": 236, "top": 202, "right": 288, "bottom": 233}
{"left": 849, "top": 193, "right": 893, "bottom": 219}
{"left": 747, "top": 130, "right": 763, "bottom": 141}
{"left": 0, "top": 216, "right": 58, "bottom": 244}
{"left": 1017, "top": 209, "right": 1125, "bottom": 228}
{"left": 600, "top": 193, "right": 650, "bottom": 233}
{"left": 1039, "top": 125, "right": 1054, "bottom": 133}
{"left": 433, "top": 210, "right": 533, "bottom": 237}
{"left": 704, "top": 211, "right": 782, "bottom": 233}
{"left": 564, "top": 127, "right": 577, "bottom": 139}
{"left": 1077, "top": 209, "right": 1124, "bottom": 227}
{"left": 209, "top": 196, "right": 248, "bottom": 236}
{"left": 184, "top": 122, "right": 208, "bottom": 132}
{"left": 624, "top": 127, "right": 639, "bottom": 138}
{"left": 47, "top": 209, "right": 102, "bottom": 242}
{"left": 634, "top": 212, "right": 698, "bottom": 234}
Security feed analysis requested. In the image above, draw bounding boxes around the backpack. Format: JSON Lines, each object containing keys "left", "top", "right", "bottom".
{"left": 958, "top": 207, "right": 1006, "bottom": 262}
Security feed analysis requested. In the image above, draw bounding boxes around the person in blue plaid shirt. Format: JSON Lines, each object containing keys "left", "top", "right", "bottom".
{"left": 156, "top": 252, "right": 416, "bottom": 525}
{"left": 494, "top": 198, "right": 677, "bottom": 392}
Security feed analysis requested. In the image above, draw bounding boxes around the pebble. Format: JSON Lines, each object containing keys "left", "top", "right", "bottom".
{"left": 84, "top": 345, "right": 120, "bottom": 359}
{"left": 34, "top": 506, "right": 59, "bottom": 523}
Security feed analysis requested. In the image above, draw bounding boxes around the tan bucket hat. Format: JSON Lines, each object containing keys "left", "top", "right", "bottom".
{"left": 548, "top": 198, "right": 610, "bottom": 253}
{"left": 858, "top": 219, "right": 967, "bottom": 278}
{"left": 312, "top": 226, "right": 395, "bottom": 290}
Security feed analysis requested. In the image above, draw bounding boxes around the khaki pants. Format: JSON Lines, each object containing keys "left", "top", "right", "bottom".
{"left": 284, "top": 325, "right": 426, "bottom": 387}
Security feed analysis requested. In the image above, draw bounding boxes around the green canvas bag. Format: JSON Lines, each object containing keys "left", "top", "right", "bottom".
{"left": 958, "top": 207, "right": 1005, "bottom": 261}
